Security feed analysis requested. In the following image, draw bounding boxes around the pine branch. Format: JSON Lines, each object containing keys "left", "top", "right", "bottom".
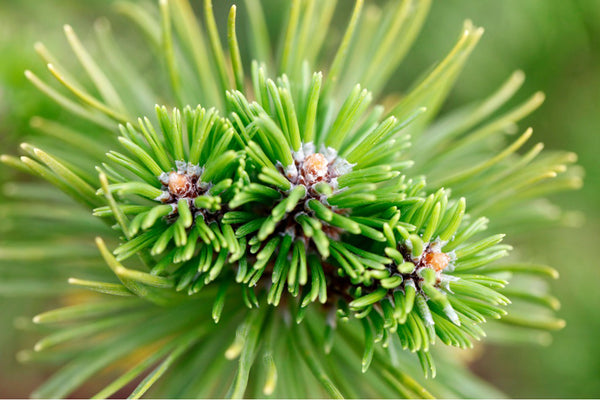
{"left": 0, "top": 0, "right": 582, "bottom": 398}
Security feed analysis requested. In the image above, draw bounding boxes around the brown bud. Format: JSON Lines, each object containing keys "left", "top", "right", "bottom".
{"left": 424, "top": 251, "right": 450, "bottom": 272}
{"left": 302, "top": 153, "right": 328, "bottom": 180}
{"left": 168, "top": 172, "right": 193, "bottom": 197}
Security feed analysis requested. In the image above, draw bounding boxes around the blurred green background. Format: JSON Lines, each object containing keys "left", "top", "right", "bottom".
{"left": 0, "top": 0, "right": 598, "bottom": 398}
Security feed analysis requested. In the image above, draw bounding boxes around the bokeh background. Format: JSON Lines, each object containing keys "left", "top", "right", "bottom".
{"left": 0, "top": 0, "right": 598, "bottom": 398}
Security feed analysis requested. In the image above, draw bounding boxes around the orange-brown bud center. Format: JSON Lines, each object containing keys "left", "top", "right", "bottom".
{"left": 424, "top": 251, "right": 450, "bottom": 272}
{"left": 302, "top": 153, "right": 328, "bottom": 178}
{"left": 168, "top": 172, "right": 193, "bottom": 197}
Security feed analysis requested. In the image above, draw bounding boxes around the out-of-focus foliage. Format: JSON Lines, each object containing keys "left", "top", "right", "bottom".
{"left": 0, "top": 2, "right": 115, "bottom": 397}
